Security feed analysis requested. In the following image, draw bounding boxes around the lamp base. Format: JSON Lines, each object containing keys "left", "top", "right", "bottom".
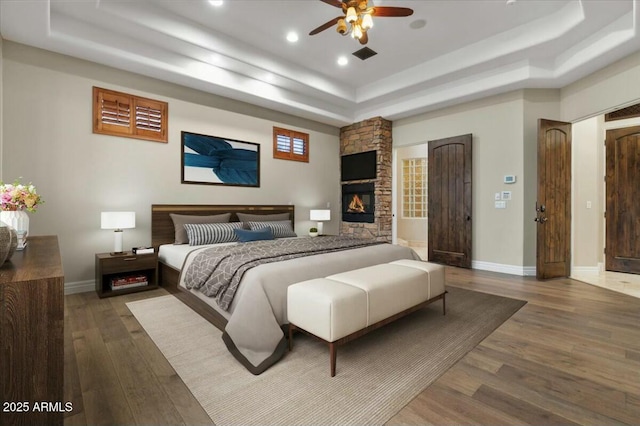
{"left": 113, "top": 229, "right": 124, "bottom": 254}
{"left": 317, "top": 222, "right": 324, "bottom": 236}
{"left": 109, "top": 251, "right": 127, "bottom": 256}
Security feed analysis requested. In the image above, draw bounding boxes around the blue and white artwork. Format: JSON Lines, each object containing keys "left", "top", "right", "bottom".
{"left": 181, "top": 131, "right": 260, "bottom": 187}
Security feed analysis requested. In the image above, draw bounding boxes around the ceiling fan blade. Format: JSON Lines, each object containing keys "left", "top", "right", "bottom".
{"left": 372, "top": 6, "right": 414, "bottom": 17}
{"left": 359, "top": 32, "right": 369, "bottom": 45}
{"left": 320, "top": 0, "right": 344, "bottom": 8}
{"left": 309, "top": 16, "right": 343, "bottom": 35}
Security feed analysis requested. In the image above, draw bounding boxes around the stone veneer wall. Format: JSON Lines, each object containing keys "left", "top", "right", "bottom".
{"left": 340, "top": 116, "right": 392, "bottom": 242}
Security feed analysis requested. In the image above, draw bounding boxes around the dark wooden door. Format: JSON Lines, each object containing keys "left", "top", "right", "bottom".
{"left": 428, "top": 134, "right": 472, "bottom": 268}
{"left": 536, "top": 119, "right": 571, "bottom": 279}
{"left": 605, "top": 126, "right": 640, "bottom": 274}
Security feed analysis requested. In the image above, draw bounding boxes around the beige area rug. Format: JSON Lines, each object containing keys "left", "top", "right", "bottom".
{"left": 127, "top": 287, "right": 525, "bottom": 426}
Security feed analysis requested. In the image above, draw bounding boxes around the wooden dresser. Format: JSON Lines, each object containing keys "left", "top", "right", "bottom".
{"left": 0, "top": 236, "right": 65, "bottom": 426}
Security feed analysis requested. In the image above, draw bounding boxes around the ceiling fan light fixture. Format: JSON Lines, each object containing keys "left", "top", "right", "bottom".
{"left": 336, "top": 18, "right": 348, "bottom": 34}
{"left": 352, "top": 23, "right": 363, "bottom": 39}
{"left": 345, "top": 7, "right": 358, "bottom": 23}
{"left": 361, "top": 13, "right": 373, "bottom": 30}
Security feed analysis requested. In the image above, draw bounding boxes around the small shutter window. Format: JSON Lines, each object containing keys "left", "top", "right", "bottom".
{"left": 93, "top": 87, "right": 168, "bottom": 143}
{"left": 273, "top": 127, "right": 309, "bottom": 162}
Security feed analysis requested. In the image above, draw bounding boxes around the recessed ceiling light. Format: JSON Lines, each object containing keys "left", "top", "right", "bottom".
{"left": 337, "top": 56, "right": 348, "bottom": 66}
{"left": 209, "top": 0, "right": 224, "bottom": 6}
{"left": 506, "top": 0, "right": 516, "bottom": 5}
{"left": 286, "top": 32, "right": 299, "bottom": 43}
{"left": 409, "top": 19, "right": 427, "bottom": 30}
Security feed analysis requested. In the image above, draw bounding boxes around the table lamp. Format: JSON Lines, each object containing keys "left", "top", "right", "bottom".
{"left": 310, "top": 209, "right": 331, "bottom": 235}
{"left": 101, "top": 211, "right": 136, "bottom": 255}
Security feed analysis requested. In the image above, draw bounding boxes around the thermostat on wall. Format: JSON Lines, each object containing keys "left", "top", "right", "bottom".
{"left": 504, "top": 175, "right": 516, "bottom": 184}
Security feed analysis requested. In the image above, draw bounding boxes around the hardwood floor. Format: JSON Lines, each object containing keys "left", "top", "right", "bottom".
{"left": 63, "top": 267, "right": 640, "bottom": 425}
{"left": 64, "top": 289, "right": 214, "bottom": 426}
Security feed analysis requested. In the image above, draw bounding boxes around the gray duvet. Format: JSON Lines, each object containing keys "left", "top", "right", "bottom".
{"left": 179, "top": 237, "right": 421, "bottom": 374}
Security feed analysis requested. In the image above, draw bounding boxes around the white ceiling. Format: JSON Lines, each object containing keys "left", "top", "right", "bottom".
{"left": 1, "top": 0, "right": 638, "bottom": 127}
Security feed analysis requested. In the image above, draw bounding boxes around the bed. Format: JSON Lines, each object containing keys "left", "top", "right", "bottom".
{"left": 151, "top": 204, "right": 421, "bottom": 374}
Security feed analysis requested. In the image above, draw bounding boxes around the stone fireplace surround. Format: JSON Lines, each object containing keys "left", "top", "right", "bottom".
{"left": 339, "top": 117, "right": 392, "bottom": 242}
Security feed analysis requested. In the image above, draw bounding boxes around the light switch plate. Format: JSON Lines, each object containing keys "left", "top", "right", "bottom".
{"left": 495, "top": 192, "right": 501, "bottom": 200}
{"left": 495, "top": 201, "right": 506, "bottom": 209}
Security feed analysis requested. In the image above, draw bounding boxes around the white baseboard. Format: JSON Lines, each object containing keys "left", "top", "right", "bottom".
{"left": 64, "top": 280, "right": 94, "bottom": 295}
{"left": 571, "top": 266, "right": 600, "bottom": 275}
{"left": 471, "top": 260, "right": 536, "bottom": 277}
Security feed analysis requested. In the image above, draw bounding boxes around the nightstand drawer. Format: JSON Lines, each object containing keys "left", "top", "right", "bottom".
{"left": 100, "top": 254, "right": 156, "bottom": 273}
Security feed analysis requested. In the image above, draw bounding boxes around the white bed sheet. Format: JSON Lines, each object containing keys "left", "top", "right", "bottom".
{"left": 158, "top": 242, "right": 237, "bottom": 270}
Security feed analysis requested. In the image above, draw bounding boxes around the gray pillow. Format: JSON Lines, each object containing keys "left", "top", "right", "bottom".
{"left": 236, "top": 212, "right": 290, "bottom": 222}
{"left": 184, "top": 222, "right": 243, "bottom": 246}
{"left": 170, "top": 213, "right": 231, "bottom": 244}
{"left": 247, "top": 220, "right": 297, "bottom": 238}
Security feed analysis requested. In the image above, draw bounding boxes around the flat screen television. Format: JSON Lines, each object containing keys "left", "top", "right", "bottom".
{"left": 341, "top": 150, "right": 377, "bottom": 182}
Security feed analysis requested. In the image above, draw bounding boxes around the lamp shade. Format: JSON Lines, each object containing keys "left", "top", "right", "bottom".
{"left": 310, "top": 209, "right": 331, "bottom": 221}
{"left": 101, "top": 212, "right": 136, "bottom": 230}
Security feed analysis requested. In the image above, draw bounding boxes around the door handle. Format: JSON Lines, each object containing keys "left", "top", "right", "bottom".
{"left": 534, "top": 216, "right": 548, "bottom": 224}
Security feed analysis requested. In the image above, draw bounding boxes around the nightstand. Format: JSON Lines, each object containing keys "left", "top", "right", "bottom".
{"left": 95, "top": 251, "right": 158, "bottom": 298}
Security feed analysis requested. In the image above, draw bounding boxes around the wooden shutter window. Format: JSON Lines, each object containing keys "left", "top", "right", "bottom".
{"left": 273, "top": 127, "right": 309, "bottom": 162}
{"left": 93, "top": 87, "right": 168, "bottom": 143}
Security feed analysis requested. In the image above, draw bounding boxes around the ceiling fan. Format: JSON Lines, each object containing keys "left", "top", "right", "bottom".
{"left": 309, "top": 0, "right": 414, "bottom": 45}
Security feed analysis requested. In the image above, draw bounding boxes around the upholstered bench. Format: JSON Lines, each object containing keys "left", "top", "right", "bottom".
{"left": 287, "top": 259, "right": 446, "bottom": 376}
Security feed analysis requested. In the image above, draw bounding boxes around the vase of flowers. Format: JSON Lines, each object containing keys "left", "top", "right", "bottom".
{"left": 0, "top": 179, "right": 44, "bottom": 250}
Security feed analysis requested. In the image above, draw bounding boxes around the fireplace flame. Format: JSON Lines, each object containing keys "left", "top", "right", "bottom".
{"left": 347, "top": 194, "right": 366, "bottom": 213}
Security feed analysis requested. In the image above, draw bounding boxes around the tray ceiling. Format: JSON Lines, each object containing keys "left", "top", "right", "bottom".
{"left": 1, "top": 0, "right": 638, "bottom": 126}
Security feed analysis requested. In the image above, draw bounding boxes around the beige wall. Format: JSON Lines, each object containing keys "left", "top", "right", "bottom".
{"left": 562, "top": 51, "right": 640, "bottom": 122}
{"left": 572, "top": 117, "right": 603, "bottom": 268}
{"left": 394, "top": 44, "right": 640, "bottom": 274}
{"left": 395, "top": 144, "right": 427, "bottom": 244}
{"left": 394, "top": 92, "right": 527, "bottom": 269}
{"left": 1, "top": 42, "right": 341, "bottom": 285}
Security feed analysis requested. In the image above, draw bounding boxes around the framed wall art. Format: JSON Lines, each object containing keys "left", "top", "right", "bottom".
{"left": 181, "top": 131, "right": 260, "bottom": 187}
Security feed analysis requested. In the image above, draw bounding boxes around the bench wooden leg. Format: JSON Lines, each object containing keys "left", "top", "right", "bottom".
{"left": 443, "top": 292, "right": 446, "bottom": 316}
{"left": 288, "top": 324, "right": 294, "bottom": 351}
{"left": 329, "top": 342, "right": 337, "bottom": 377}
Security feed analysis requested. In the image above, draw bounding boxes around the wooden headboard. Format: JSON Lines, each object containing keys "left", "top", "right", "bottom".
{"left": 151, "top": 204, "right": 296, "bottom": 247}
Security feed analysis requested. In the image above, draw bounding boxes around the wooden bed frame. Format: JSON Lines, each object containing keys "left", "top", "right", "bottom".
{"left": 151, "top": 204, "right": 296, "bottom": 331}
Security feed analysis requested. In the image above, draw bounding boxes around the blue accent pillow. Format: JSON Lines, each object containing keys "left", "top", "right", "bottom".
{"left": 234, "top": 227, "right": 275, "bottom": 243}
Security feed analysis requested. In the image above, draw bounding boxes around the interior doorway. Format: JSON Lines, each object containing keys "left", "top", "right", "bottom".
{"left": 394, "top": 144, "right": 428, "bottom": 260}
{"left": 571, "top": 111, "right": 640, "bottom": 297}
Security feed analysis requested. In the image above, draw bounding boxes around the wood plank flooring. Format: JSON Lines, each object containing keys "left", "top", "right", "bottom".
{"left": 63, "top": 267, "right": 640, "bottom": 425}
